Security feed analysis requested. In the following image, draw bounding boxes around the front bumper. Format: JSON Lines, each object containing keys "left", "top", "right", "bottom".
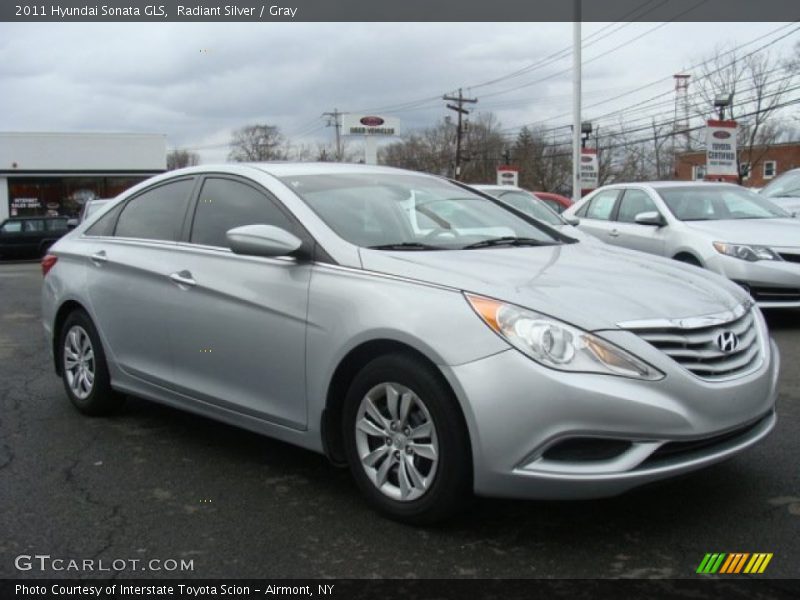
{"left": 443, "top": 337, "right": 779, "bottom": 500}
{"left": 707, "top": 253, "right": 800, "bottom": 308}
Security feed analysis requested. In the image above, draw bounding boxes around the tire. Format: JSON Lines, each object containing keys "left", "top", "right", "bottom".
{"left": 342, "top": 354, "right": 472, "bottom": 524}
{"left": 58, "top": 310, "right": 125, "bottom": 416}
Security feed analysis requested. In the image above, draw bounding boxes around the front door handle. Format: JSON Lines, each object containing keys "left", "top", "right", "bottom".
{"left": 90, "top": 251, "right": 108, "bottom": 265}
{"left": 169, "top": 270, "right": 196, "bottom": 287}
{"left": 608, "top": 229, "right": 620, "bottom": 238}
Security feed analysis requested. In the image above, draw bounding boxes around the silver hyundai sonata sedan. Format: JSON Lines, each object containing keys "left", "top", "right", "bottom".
{"left": 41, "top": 163, "right": 779, "bottom": 523}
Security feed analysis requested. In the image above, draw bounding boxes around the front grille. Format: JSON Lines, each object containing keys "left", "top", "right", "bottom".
{"left": 625, "top": 309, "right": 762, "bottom": 381}
{"left": 641, "top": 412, "right": 772, "bottom": 467}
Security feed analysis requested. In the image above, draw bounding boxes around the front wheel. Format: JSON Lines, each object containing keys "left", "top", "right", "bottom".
{"left": 342, "top": 354, "right": 472, "bottom": 524}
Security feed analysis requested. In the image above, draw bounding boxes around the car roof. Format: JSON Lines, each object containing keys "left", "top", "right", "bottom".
{"left": 602, "top": 181, "right": 741, "bottom": 189}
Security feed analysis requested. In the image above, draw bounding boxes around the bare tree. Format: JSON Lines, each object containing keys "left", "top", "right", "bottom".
{"left": 228, "top": 124, "right": 287, "bottom": 162}
{"left": 512, "top": 126, "right": 570, "bottom": 192}
{"left": 692, "top": 47, "right": 795, "bottom": 183}
{"left": 166, "top": 148, "right": 200, "bottom": 170}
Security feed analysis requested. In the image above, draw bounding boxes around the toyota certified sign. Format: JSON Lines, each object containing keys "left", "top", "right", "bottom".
{"left": 579, "top": 148, "right": 599, "bottom": 193}
{"left": 341, "top": 114, "right": 399, "bottom": 136}
{"left": 705, "top": 120, "right": 738, "bottom": 181}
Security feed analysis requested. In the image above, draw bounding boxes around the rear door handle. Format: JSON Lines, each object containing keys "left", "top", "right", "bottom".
{"left": 90, "top": 251, "right": 108, "bottom": 265}
{"left": 608, "top": 230, "right": 620, "bottom": 238}
{"left": 169, "top": 270, "right": 196, "bottom": 287}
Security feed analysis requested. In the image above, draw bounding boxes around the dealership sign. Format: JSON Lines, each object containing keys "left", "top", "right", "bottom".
{"left": 496, "top": 165, "right": 519, "bottom": 187}
{"left": 705, "top": 120, "right": 738, "bottom": 181}
{"left": 579, "top": 148, "right": 599, "bottom": 193}
{"left": 341, "top": 114, "right": 400, "bottom": 136}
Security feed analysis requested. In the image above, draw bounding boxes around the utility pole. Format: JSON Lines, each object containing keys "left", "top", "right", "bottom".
{"left": 572, "top": 3, "right": 582, "bottom": 202}
{"left": 322, "top": 108, "right": 343, "bottom": 161}
{"left": 443, "top": 88, "right": 477, "bottom": 180}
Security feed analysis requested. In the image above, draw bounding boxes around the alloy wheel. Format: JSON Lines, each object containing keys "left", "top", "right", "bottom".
{"left": 63, "top": 325, "right": 95, "bottom": 400}
{"left": 354, "top": 382, "right": 439, "bottom": 502}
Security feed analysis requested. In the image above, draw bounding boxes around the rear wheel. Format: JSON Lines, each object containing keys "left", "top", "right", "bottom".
{"left": 342, "top": 354, "right": 472, "bottom": 524}
{"left": 59, "top": 310, "right": 125, "bottom": 415}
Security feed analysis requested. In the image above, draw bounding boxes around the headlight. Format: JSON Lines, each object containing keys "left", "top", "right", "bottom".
{"left": 713, "top": 242, "right": 781, "bottom": 262}
{"left": 465, "top": 294, "right": 663, "bottom": 380}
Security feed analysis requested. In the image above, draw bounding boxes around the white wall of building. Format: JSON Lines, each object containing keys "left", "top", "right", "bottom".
{"left": 0, "top": 132, "right": 166, "bottom": 172}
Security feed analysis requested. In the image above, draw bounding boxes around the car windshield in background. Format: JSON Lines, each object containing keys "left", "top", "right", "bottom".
{"left": 281, "top": 173, "right": 563, "bottom": 250}
{"left": 657, "top": 186, "right": 790, "bottom": 221}
{"left": 485, "top": 191, "right": 563, "bottom": 227}
{"left": 761, "top": 170, "right": 800, "bottom": 199}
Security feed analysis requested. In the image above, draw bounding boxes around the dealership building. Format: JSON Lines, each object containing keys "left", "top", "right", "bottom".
{"left": 0, "top": 132, "right": 167, "bottom": 221}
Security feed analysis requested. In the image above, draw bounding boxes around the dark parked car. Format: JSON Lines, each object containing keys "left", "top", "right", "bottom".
{"left": 0, "top": 216, "right": 70, "bottom": 258}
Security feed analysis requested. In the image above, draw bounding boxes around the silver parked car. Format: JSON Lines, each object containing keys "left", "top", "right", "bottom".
{"left": 760, "top": 168, "right": 800, "bottom": 216}
{"left": 42, "top": 164, "right": 778, "bottom": 523}
{"left": 565, "top": 181, "right": 800, "bottom": 308}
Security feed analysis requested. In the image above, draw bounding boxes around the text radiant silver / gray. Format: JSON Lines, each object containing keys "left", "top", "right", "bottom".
{"left": 41, "top": 163, "right": 778, "bottom": 523}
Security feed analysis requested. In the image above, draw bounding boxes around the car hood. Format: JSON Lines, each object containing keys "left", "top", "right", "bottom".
{"left": 359, "top": 243, "right": 747, "bottom": 331}
{"left": 683, "top": 218, "right": 800, "bottom": 246}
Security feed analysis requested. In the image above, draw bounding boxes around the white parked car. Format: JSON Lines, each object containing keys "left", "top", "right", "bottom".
{"left": 760, "top": 168, "right": 800, "bottom": 216}
{"left": 564, "top": 181, "right": 800, "bottom": 308}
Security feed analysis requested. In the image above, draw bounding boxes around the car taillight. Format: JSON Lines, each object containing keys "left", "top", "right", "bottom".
{"left": 41, "top": 254, "right": 58, "bottom": 276}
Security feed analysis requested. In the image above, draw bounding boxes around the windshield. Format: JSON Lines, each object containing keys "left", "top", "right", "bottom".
{"left": 281, "top": 173, "right": 564, "bottom": 249}
{"left": 657, "top": 185, "right": 789, "bottom": 221}
{"left": 761, "top": 170, "right": 800, "bottom": 199}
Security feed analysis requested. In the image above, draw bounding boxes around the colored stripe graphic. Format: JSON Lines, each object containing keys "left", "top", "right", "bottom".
{"left": 698, "top": 553, "right": 773, "bottom": 574}
{"left": 697, "top": 553, "right": 726, "bottom": 573}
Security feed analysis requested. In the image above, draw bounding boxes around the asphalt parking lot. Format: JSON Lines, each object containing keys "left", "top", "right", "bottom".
{"left": 0, "top": 260, "right": 798, "bottom": 580}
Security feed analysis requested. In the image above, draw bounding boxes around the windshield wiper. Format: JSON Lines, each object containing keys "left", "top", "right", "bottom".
{"left": 461, "top": 236, "right": 555, "bottom": 249}
{"left": 367, "top": 242, "right": 443, "bottom": 251}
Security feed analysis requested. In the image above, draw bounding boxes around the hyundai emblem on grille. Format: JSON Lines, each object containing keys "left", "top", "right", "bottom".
{"left": 716, "top": 330, "right": 740, "bottom": 353}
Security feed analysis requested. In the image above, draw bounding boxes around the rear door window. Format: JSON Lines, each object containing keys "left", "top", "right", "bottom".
{"left": 115, "top": 179, "right": 195, "bottom": 241}
{"left": 583, "top": 190, "right": 620, "bottom": 220}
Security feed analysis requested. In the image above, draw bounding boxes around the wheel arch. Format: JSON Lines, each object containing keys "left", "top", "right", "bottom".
{"left": 52, "top": 300, "right": 89, "bottom": 375}
{"left": 672, "top": 250, "right": 704, "bottom": 266}
{"left": 320, "top": 338, "right": 472, "bottom": 468}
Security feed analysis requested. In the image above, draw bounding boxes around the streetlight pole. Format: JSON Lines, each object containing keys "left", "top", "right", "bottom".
{"left": 572, "top": 2, "right": 582, "bottom": 202}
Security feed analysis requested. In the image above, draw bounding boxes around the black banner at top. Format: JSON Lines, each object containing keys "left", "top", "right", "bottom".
{"left": 2, "top": 0, "right": 800, "bottom": 22}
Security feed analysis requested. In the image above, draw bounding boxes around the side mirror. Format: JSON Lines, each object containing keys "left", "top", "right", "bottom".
{"left": 226, "top": 224, "right": 304, "bottom": 258}
{"left": 634, "top": 211, "right": 665, "bottom": 226}
{"left": 66, "top": 218, "right": 79, "bottom": 230}
{"left": 563, "top": 216, "right": 580, "bottom": 226}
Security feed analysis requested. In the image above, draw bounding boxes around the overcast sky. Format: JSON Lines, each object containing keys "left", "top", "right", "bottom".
{"left": 0, "top": 21, "right": 797, "bottom": 162}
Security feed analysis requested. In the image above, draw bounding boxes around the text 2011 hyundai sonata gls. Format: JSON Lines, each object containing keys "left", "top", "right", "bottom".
{"left": 42, "top": 163, "right": 779, "bottom": 523}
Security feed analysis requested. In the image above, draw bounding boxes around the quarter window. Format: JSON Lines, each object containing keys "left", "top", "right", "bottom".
{"left": 190, "top": 178, "right": 294, "bottom": 248}
{"left": 114, "top": 179, "right": 194, "bottom": 241}
{"left": 617, "top": 189, "right": 659, "bottom": 223}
